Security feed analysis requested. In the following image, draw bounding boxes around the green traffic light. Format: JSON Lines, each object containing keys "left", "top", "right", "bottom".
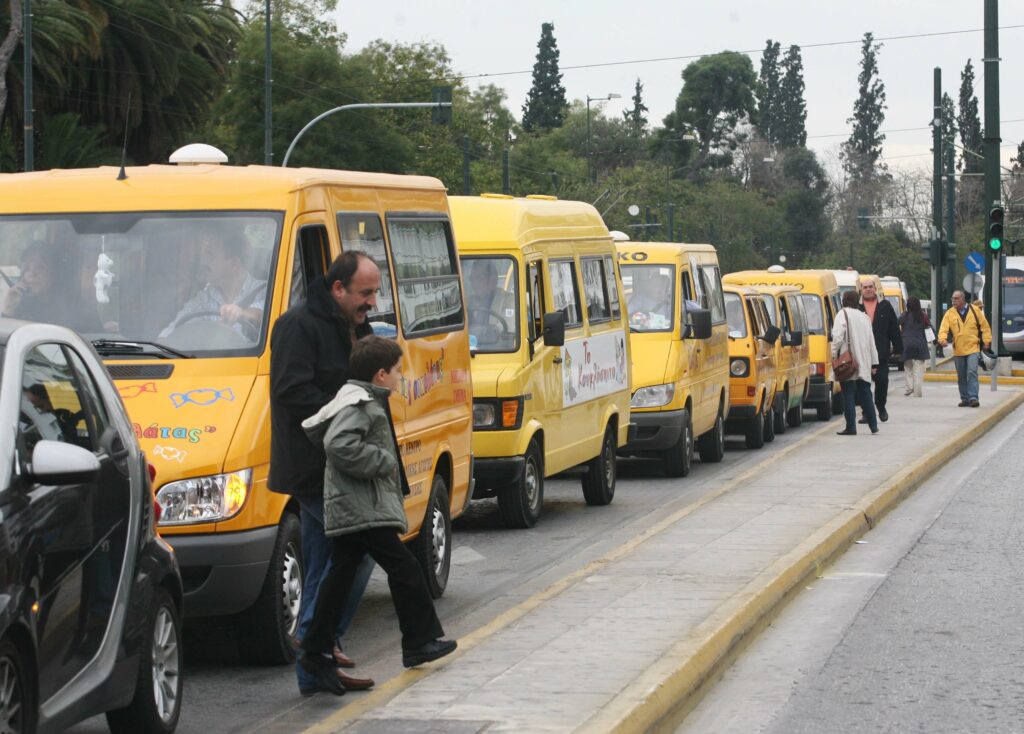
{"left": 989, "top": 237, "right": 1003, "bottom": 252}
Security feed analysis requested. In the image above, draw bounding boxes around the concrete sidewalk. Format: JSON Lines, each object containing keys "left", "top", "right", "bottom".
{"left": 299, "top": 380, "right": 1024, "bottom": 734}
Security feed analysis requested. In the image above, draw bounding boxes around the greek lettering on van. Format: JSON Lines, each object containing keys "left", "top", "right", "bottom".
{"left": 617, "top": 251, "right": 648, "bottom": 262}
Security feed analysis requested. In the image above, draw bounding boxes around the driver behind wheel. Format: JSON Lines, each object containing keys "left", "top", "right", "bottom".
{"left": 465, "top": 259, "right": 512, "bottom": 349}
{"left": 159, "top": 227, "right": 267, "bottom": 340}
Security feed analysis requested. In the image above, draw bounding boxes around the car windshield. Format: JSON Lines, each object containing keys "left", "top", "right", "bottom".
{"left": 885, "top": 295, "right": 901, "bottom": 312}
{"left": 1004, "top": 268, "right": 1024, "bottom": 314}
{"left": 0, "top": 212, "right": 282, "bottom": 357}
{"left": 462, "top": 256, "right": 518, "bottom": 353}
{"left": 622, "top": 264, "right": 675, "bottom": 332}
{"left": 724, "top": 292, "right": 747, "bottom": 338}
{"left": 799, "top": 294, "right": 825, "bottom": 335}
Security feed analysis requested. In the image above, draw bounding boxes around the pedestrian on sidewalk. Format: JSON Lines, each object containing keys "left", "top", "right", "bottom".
{"left": 899, "top": 297, "right": 930, "bottom": 397}
{"left": 270, "top": 251, "right": 380, "bottom": 695}
{"left": 833, "top": 290, "right": 879, "bottom": 435}
{"left": 936, "top": 290, "right": 992, "bottom": 408}
{"left": 858, "top": 278, "right": 902, "bottom": 422}
{"left": 298, "top": 336, "right": 457, "bottom": 696}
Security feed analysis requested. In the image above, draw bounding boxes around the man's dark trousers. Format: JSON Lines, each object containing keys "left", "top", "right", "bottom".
{"left": 872, "top": 364, "right": 889, "bottom": 412}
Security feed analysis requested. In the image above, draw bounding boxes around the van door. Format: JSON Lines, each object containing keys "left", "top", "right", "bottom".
{"left": 546, "top": 257, "right": 586, "bottom": 471}
{"left": 525, "top": 257, "right": 561, "bottom": 465}
{"left": 680, "top": 267, "right": 709, "bottom": 431}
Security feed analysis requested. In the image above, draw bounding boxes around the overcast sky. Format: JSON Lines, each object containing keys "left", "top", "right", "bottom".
{"left": 332, "top": 1, "right": 1024, "bottom": 171}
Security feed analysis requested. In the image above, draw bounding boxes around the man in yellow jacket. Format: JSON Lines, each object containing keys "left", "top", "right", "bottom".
{"left": 936, "top": 290, "right": 992, "bottom": 407}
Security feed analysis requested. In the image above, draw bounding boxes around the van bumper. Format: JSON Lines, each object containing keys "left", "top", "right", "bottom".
{"left": 727, "top": 404, "right": 758, "bottom": 420}
{"left": 806, "top": 376, "right": 833, "bottom": 405}
{"left": 472, "top": 456, "right": 526, "bottom": 495}
{"left": 166, "top": 525, "right": 278, "bottom": 617}
{"left": 619, "top": 409, "right": 685, "bottom": 454}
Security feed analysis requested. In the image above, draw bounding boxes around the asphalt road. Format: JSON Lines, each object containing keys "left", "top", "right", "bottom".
{"left": 679, "top": 401, "right": 1024, "bottom": 734}
{"left": 68, "top": 405, "right": 827, "bottom": 734}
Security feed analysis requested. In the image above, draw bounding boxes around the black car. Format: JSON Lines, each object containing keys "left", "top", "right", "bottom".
{"left": 0, "top": 320, "right": 183, "bottom": 734}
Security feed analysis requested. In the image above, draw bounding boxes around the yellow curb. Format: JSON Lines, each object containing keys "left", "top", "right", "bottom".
{"left": 583, "top": 388, "right": 1024, "bottom": 734}
{"left": 925, "top": 373, "right": 1024, "bottom": 385}
{"left": 299, "top": 419, "right": 838, "bottom": 734}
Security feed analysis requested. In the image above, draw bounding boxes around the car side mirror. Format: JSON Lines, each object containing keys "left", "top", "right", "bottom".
{"left": 684, "top": 308, "right": 712, "bottom": 340}
{"left": 782, "top": 330, "right": 803, "bottom": 347}
{"left": 28, "top": 440, "right": 100, "bottom": 485}
{"left": 760, "top": 325, "right": 781, "bottom": 345}
{"left": 542, "top": 311, "right": 566, "bottom": 348}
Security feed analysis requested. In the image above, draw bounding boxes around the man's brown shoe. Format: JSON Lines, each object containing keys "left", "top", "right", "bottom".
{"left": 332, "top": 646, "right": 355, "bottom": 668}
{"left": 336, "top": 670, "right": 375, "bottom": 691}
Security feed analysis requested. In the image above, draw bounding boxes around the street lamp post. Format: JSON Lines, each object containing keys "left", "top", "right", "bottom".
{"left": 586, "top": 93, "right": 620, "bottom": 183}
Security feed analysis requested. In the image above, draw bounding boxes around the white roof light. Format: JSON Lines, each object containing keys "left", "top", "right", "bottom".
{"left": 767, "top": 264, "right": 785, "bottom": 273}
{"left": 609, "top": 230, "right": 630, "bottom": 242}
{"left": 169, "top": 143, "right": 228, "bottom": 165}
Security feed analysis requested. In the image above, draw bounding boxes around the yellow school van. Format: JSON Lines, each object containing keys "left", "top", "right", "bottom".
{"left": 724, "top": 268, "right": 841, "bottom": 421}
{"left": 750, "top": 285, "right": 811, "bottom": 434}
{"left": 723, "top": 285, "right": 780, "bottom": 448}
{"left": 450, "top": 194, "right": 631, "bottom": 528}
{"left": 616, "top": 239, "right": 730, "bottom": 477}
{"left": 0, "top": 150, "right": 473, "bottom": 663}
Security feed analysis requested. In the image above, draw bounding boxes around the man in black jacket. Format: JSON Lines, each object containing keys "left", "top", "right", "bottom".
{"left": 269, "top": 250, "right": 380, "bottom": 695}
{"left": 858, "top": 278, "right": 902, "bottom": 422}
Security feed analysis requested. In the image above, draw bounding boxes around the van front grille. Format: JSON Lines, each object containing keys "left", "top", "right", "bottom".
{"left": 106, "top": 364, "right": 175, "bottom": 380}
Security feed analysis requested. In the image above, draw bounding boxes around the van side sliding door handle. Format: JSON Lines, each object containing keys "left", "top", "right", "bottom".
{"left": 553, "top": 356, "right": 563, "bottom": 364}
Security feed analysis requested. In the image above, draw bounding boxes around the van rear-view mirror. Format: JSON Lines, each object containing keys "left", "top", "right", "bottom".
{"left": 760, "top": 325, "right": 781, "bottom": 345}
{"left": 543, "top": 311, "right": 566, "bottom": 347}
{"left": 684, "top": 308, "right": 712, "bottom": 340}
{"left": 782, "top": 330, "right": 803, "bottom": 347}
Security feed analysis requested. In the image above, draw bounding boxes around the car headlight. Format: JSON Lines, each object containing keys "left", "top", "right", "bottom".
{"left": 473, "top": 402, "right": 497, "bottom": 428}
{"left": 631, "top": 383, "right": 674, "bottom": 408}
{"left": 730, "top": 358, "right": 750, "bottom": 377}
{"left": 156, "top": 468, "right": 252, "bottom": 526}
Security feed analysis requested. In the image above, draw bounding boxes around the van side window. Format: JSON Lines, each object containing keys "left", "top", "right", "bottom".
{"left": 289, "top": 225, "right": 331, "bottom": 310}
{"left": 526, "top": 260, "right": 545, "bottom": 343}
{"left": 700, "top": 265, "right": 727, "bottom": 324}
{"left": 548, "top": 259, "right": 583, "bottom": 328}
{"left": 580, "top": 257, "right": 610, "bottom": 323}
{"left": 681, "top": 270, "right": 697, "bottom": 326}
{"left": 787, "top": 296, "right": 806, "bottom": 334}
{"left": 779, "top": 298, "right": 793, "bottom": 336}
{"left": 337, "top": 213, "right": 396, "bottom": 336}
{"left": 386, "top": 217, "right": 464, "bottom": 336}
{"left": 602, "top": 255, "right": 621, "bottom": 320}
{"left": 747, "top": 299, "right": 763, "bottom": 337}
{"left": 19, "top": 344, "right": 93, "bottom": 453}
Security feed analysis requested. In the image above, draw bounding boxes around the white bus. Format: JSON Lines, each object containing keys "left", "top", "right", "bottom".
{"left": 1003, "top": 256, "right": 1024, "bottom": 355}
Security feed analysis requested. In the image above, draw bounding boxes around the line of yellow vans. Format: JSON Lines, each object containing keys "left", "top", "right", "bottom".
{"left": 0, "top": 151, "right": 850, "bottom": 669}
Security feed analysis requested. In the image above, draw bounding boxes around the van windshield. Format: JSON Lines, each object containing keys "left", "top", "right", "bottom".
{"left": 724, "top": 292, "right": 747, "bottom": 337}
{"left": 621, "top": 264, "right": 675, "bottom": 332}
{"left": 799, "top": 294, "right": 826, "bottom": 335}
{"left": 0, "top": 212, "right": 281, "bottom": 357}
{"left": 463, "top": 256, "right": 518, "bottom": 353}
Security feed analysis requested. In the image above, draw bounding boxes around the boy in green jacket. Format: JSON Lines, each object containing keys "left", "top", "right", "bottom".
{"left": 297, "top": 336, "right": 456, "bottom": 695}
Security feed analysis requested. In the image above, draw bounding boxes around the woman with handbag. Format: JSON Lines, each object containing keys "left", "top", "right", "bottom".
{"left": 898, "top": 297, "right": 931, "bottom": 397}
{"left": 831, "top": 289, "right": 880, "bottom": 435}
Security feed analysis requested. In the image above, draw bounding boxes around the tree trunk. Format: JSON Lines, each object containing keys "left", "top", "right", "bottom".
{"left": 0, "top": 0, "right": 24, "bottom": 126}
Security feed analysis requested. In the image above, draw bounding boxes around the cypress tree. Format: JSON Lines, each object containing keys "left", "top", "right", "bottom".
{"left": 623, "top": 78, "right": 648, "bottom": 134}
{"left": 841, "top": 32, "right": 887, "bottom": 185}
{"left": 940, "top": 92, "right": 957, "bottom": 154}
{"left": 521, "top": 22, "right": 568, "bottom": 133}
{"left": 957, "top": 60, "right": 983, "bottom": 174}
{"left": 755, "top": 40, "right": 782, "bottom": 144}
{"left": 777, "top": 45, "right": 807, "bottom": 148}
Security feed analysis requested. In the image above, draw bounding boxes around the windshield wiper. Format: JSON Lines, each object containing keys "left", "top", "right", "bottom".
{"left": 91, "top": 339, "right": 194, "bottom": 359}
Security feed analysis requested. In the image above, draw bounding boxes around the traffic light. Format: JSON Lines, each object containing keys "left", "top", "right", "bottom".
{"left": 432, "top": 86, "right": 452, "bottom": 125}
{"left": 988, "top": 205, "right": 1004, "bottom": 252}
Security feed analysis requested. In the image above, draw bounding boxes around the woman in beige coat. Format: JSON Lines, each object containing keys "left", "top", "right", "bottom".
{"left": 831, "top": 290, "right": 880, "bottom": 435}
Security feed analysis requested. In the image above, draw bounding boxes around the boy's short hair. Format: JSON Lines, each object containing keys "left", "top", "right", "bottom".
{"left": 350, "top": 335, "right": 403, "bottom": 382}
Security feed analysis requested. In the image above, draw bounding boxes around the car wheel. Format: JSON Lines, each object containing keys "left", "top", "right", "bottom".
{"left": 787, "top": 394, "right": 804, "bottom": 428}
{"left": 237, "top": 512, "right": 303, "bottom": 665}
{"left": 663, "top": 411, "right": 693, "bottom": 478}
{"left": 582, "top": 425, "right": 616, "bottom": 506}
{"left": 498, "top": 439, "right": 544, "bottom": 528}
{"left": 762, "top": 405, "right": 776, "bottom": 443}
{"left": 816, "top": 401, "right": 832, "bottom": 421}
{"left": 774, "top": 390, "right": 788, "bottom": 435}
{"left": 107, "top": 589, "right": 182, "bottom": 734}
{"left": 745, "top": 409, "right": 765, "bottom": 449}
{"left": 412, "top": 475, "right": 452, "bottom": 599}
{"left": 0, "top": 639, "right": 31, "bottom": 734}
{"left": 698, "top": 407, "right": 726, "bottom": 463}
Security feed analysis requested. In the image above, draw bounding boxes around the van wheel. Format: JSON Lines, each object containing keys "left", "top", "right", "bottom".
{"left": 773, "top": 390, "right": 788, "bottom": 435}
{"left": 663, "top": 411, "right": 693, "bottom": 478}
{"left": 498, "top": 439, "right": 544, "bottom": 528}
{"left": 582, "top": 425, "right": 616, "bottom": 506}
{"left": 762, "top": 406, "right": 776, "bottom": 443}
{"left": 412, "top": 475, "right": 452, "bottom": 598}
{"left": 745, "top": 410, "right": 765, "bottom": 449}
{"left": 237, "top": 512, "right": 302, "bottom": 665}
{"left": 786, "top": 394, "right": 804, "bottom": 428}
{"left": 697, "top": 408, "right": 726, "bottom": 463}
{"left": 0, "top": 638, "right": 31, "bottom": 734}
{"left": 816, "top": 401, "right": 832, "bottom": 421}
{"left": 107, "top": 589, "right": 182, "bottom": 734}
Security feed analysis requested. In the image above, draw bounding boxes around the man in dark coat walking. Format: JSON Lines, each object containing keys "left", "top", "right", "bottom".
{"left": 858, "top": 278, "right": 902, "bottom": 422}
{"left": 269, "top": 250, "right": 380, "bottom": 694}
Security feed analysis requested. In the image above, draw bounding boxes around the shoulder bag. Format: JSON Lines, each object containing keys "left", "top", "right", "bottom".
{"left": 832, "top": 309, "right": 859, "bottom": 382}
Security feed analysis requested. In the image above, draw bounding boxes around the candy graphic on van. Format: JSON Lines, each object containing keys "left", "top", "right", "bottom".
{"left": 118, "top": 382, "right": 157, "bottom": 399}
{"left": 170, "top": 387, "right": 235, "bottom": 408}
{"left": 153, "top": 444, "right": 187, "bottom": 463}
{"left": 133, "top": 423, "right": 211, "bottom": 443}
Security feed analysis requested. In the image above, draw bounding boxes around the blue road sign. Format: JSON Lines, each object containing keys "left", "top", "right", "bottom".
{"left": 965, "top": 251, "right": 985, "bottom": 274}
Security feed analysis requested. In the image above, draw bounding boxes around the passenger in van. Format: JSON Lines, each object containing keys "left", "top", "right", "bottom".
{"left": 2, "top": 241, "right": 104, "bottom": 332}
{"left": 465, "top": 259, "right": 509, "bottom": 347}
{"left": 628, "top": 272, "right": 672, "bottom": 328}
{"left": 159, "top": 229, "right": 267, "bottom": 340}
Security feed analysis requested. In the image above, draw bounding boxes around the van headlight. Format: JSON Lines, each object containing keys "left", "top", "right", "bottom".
{"left": 631, "top": 383, "right": 674, "bottom": 408}
{"left": 156, "top": 468, "right": 252, "bottom": 526}
{"left": 730, "top": 358, "right": 750, "bottom": 377}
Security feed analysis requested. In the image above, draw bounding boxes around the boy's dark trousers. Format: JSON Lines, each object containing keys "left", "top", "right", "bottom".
{"left": 301, "top": 526, "right": 443, "bottom": 654}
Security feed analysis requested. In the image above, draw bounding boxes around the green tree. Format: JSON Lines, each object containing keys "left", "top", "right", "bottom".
{"left": 521, "top": 22, "right": 567, "bottom": 133}
{"left": 665, "top": 51, "right": 757, "bottom": 180}
{"left": 940, "top": 92, "right": 957, "bottom": 151}
{"left": 957, "top": 60, "right": 983, "bottom": 174}
{"left": 1011, "top": 139, "right": 1024, "bottom": 172}
{"left": 776, "top": 45, "right": 807, "bottom": 148}
{"left": 623, "top": 77, "right": 648, "bottom": 135}
{"left": 38, "top": 112, "right": 119, "bottom": 169}
{"left": 755, "top": 40, "right": 781, "bottom": 145}
{"left": 777, "top": 147, "right": 830, "bottom": 255}
{"left": 841, "top": 32, "right": 887, "bottom": 186}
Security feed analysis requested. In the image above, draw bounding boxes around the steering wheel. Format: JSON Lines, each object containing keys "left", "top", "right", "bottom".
{"left": 164, "top": 310, "right": 256, "bottom": 349}
{"left": 468, "top": 308, "right": 511, "bottom": 341}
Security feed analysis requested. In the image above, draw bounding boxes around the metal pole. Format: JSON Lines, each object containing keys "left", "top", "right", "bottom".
{"left": 282, "top": 102, "right": 450, "bottom": 167}
{"left": 22, "top": 0, "right": 32, "bottom": 172}
{"left": 945, "top": 142, "right": 956, "bottom": 310}
{"left": 983, "top": 0, "right": 1001, "bottom": 385}
{"left": 586, "top": 97, "right": 592, "bottom": 183}
{"left": 931, "top": 68, "right": 942, "bottom": 340}
{"left": 264, "top": 0, "right": 272, "bottom": 165}
{"left": 462, "top": 134, "right": 470, "bottom": 195}
{"left": 501, "top": 148, "right": 510, "bottom": 195}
